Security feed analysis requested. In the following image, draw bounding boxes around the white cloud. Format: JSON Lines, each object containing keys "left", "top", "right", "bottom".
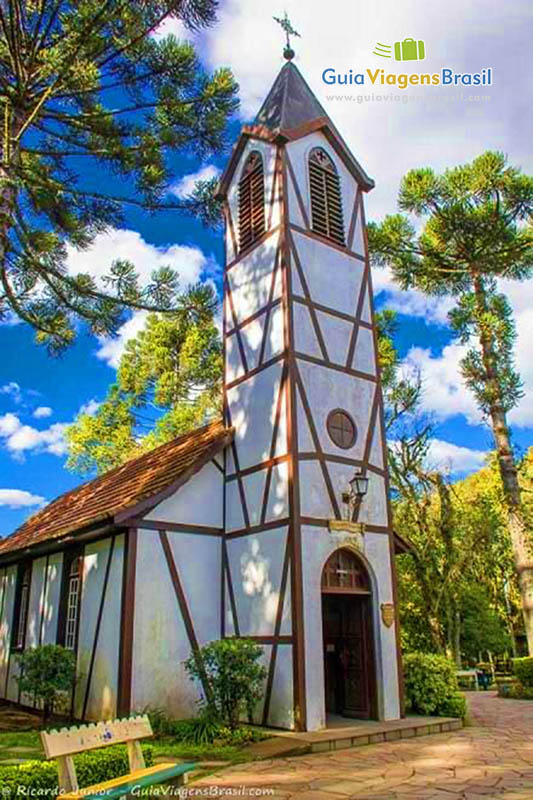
{"left": 65, "top": 228, "right": 210, "bottom": 289}
{"left": 0, "top": 413, "right": 21, "bottom": 436}
{"left": 427, "top": 439, "right": 487, "bottom": 473}
{"left": 33, "top": 406, "right": 52, "bottom": 419}
{"left": 0, "top": 413, "right": 68, "bottom": 458}
{"left": 0, "top": 489, "right": 45, "bottom": 509}
{"left": 78, "top": 399, "right": 100, "bottom": 417}
{"left": 372, "top": 265, "right": 454, "bottom": 325}
{"left": 0, "top": 382, "right": 22, "bottom": 403}
{"left": 170, "top": 164, "right": 221, "bottom": 199}
{"left": 65, "top": 229, "right": 216, "bottom": 367}
{"left": 403, "top": 342, "right": 481, "bottom": 424}
{"left": 96, "top": 311, "right": 149, "bottom": 369}
{"left": 397, "top": 274, "right": 533, "bottom": 428}
{"left": 152, "top": 16, "right": 188, "bottom": 41}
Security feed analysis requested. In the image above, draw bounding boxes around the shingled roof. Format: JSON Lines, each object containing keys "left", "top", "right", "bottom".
{"left": 0, "top": 420, "right": 232, "bottom": 560}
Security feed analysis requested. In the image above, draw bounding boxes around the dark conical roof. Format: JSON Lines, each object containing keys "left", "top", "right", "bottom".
{"left": 254, "top": 62, "right": 328, "bottom": 132}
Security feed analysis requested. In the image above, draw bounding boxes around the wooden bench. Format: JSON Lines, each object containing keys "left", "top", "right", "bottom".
{"left": 456, "top": 669, "right": 479, "bottom": 690}
{"left": 40, "top": 715, "right": 195, "bottom": 799}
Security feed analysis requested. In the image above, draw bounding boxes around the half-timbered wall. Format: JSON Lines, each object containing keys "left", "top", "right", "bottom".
{"left": 130, "top": 459, "right": 224, "bottom": 719}
{"left": 74, "top": 535, "right": 124, "bottom": 721}
{"left": 0, "top": 566, "right": 17, "bottom": 701}
{"left": 222, "top": 126, "right": 401, "bottom": 731}
{"left": 285, "top": 131, "right": 401, "bottom": 728}
{"left": 223, "top": 134, "right": 297, "bottom": 730}
{"left": 0, "top": 555, "right": 64, "bottom": 706}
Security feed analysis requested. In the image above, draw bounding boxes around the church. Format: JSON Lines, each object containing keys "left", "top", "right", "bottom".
{"left": 0, "top": 56, "right": 406, "bottom": 732}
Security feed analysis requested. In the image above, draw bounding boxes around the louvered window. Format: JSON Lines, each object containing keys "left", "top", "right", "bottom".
{"left": 64, "top": 558, "right": 80, "bottom": 651}
{"left": 309, "top": 148, "right": 345, "bottom": 246}
{"left": 14, "top": 564, "right": 31, "bottom": 649}
{"left": 238, "top": 151, "right": 265, "bottom": 252}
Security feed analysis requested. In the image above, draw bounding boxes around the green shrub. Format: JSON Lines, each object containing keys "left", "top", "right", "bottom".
{"left": 498, "top": 680, "right": 533, "bottom": 700}
{"left": 144, "top": 706, "right": 176, "bottom": 736}
{"left": 15, "top": 645, "right": 76, "bottom": 722}
{"left": 513, "top": 657, "right": 533, "bottom": 687}
{"left": 437, "top": 692, "right": 467, "bottom": 718}
{"left": 144, "top": 705, "right": 266, "bottom": 746}
{"left": 185, "top": 639, "right": 267, "bottom": 729}
{"left": 170, "top": 710, "right": 221, "bottom": 745}
{"left": 403, "top": 652, "right": 466, "bottom": 718}
{"left": 0, "top": 744, "right": 153, "bottom": 797}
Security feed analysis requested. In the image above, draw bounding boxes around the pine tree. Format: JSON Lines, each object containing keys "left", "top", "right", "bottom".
{"left": 0, "top": 1, "right": 237, "bottom": 351}
{"left": 368, "top": 151, "right": 533, "bottom": 651}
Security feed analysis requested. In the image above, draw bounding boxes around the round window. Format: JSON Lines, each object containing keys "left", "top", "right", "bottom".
{"left": 327, "top": 409, "right": 357, "bottom": 449}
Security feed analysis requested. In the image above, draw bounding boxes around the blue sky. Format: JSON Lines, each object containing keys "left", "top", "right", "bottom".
{"left": 0, "top": 0, "right": 532, "bottom": 535}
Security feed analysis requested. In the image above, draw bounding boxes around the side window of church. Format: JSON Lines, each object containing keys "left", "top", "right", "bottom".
{"left": 12, "top": 563, "right": 31, "bottom": 650}
{"left": 58, "top": 550, "right": 82, "bottom": 651}
{"left": 309, "top": 147, "right": 345, "bottom": 246}
{"left": 238, "top": 151, "right": 265, "bottom": 252}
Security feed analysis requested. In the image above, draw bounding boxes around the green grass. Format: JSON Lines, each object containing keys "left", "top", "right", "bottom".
{"left": 150, "top": 737, "right": 261, "bottom": 764}
{"left": 0, "top": 729, "right": 42, "bottom": 761}
{"left": 0, "top": 728, "right": 266, "bottom": 766}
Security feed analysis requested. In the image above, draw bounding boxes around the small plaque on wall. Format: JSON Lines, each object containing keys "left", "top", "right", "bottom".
{"left": 381, "top": 603, "right": 395, "bottom": 628}
{"left": 328, "top": 520, "right": 366, "bottom": 535}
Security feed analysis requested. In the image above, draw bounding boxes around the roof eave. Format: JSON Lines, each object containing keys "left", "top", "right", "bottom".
{"left": 216, "top": 118, "right": 374, "bottom": 199}
{"left": 0, "top": 519, "right": 117, "bottom": 566}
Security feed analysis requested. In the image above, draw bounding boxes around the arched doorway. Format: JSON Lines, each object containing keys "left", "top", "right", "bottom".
{"left": 321, "top": 549, "right": 377, "bottom": 719}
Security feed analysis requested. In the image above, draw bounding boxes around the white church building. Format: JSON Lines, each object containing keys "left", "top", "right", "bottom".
{"left": 0, "top": 59, "right": 407, "bottom": 731}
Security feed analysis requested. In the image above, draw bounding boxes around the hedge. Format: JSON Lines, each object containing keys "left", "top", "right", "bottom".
{"left": 403, "top": 652, "right": 467, "bottom": 718}
{"left": 513, "top": 657, "right": 533, "bottom": 687}
{"left": 0, "top": 744, "right": 153, "bottom": 797}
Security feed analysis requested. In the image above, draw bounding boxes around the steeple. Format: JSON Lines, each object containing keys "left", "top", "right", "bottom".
{"left": 217, "top": 43, "right": 402, "bottom": 732}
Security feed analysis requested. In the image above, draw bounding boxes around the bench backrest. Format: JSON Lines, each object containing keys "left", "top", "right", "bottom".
{"left": 41, "top": 715, "right": 153, "bottom": 759}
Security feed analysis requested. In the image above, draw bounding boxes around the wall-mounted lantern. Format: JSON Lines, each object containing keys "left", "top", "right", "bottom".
{"left": 341, "top": 471, "right": 369, "bottom": 521}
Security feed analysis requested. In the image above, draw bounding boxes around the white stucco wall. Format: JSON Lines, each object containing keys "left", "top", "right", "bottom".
{"left": 75, "top": 535, "right": 124, "bottom": 721}
{"left": 301, "top": 525, "right": 400, "bottom": 730}
{"left": 227, "top": 360, "right": 287, "bottom": 474}
{"left": 20, "top": 555, "right": 63, "bottom": 708}
{"left": 226, "top": 527, "right": 289, "bottom": 637}
{"left": 40, "top": 553, "right": 63, "bottom": 646}
{"left": 147, "top": 460, "right": 223, "bottom": 528}
{"left": 0, "top": 566, "right": 16, "bottom": 700}
{"left": 132, "top": 527, "right": 221, "bottom": 718}
{"left": 226, "top": 231, "right": 281, "bottom": 325}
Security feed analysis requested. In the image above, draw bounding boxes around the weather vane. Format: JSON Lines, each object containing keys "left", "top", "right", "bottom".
{"left": 273, "top": 12, "right": 300, "bottom": 61}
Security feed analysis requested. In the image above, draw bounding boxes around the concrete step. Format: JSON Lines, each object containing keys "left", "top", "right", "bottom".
{"left": 247, "top": 716, "right": 463, "bottom": 758}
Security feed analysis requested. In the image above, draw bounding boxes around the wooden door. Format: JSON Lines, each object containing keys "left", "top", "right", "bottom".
{"left": 322, "top": 593, "right": 376, "bottom": 719}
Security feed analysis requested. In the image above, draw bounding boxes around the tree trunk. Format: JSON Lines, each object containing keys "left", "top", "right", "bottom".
{"left": 473, "top": 276, "right": 533, "bottom": 654}
{"left": 503, "top": 580, "right": 518, "bottom": 658}
{"left": 454, "top": 603, "right": 461, "bottom": 668}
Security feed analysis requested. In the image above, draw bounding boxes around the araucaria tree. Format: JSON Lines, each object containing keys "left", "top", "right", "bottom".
{"left": 66, "top": 288, "right": 222, "bottom": 475}
{"left": 369, "top": 151, "right": 533, "bottom": 651}
{"left": 0, "top": 1, "right": 237, "bottom": 351}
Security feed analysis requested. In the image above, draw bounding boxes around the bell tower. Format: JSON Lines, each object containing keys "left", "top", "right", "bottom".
{"left": 218, "top": 58, "right": 402, "bottom": 731}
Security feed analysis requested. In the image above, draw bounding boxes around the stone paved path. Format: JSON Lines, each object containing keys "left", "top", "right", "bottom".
{"left": 194, "top": 693, "right": 533, "bottom": 799}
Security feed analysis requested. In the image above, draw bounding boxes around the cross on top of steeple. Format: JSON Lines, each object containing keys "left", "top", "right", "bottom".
{"left": 273, "top": 12, "right": 301, "bottom": 61}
